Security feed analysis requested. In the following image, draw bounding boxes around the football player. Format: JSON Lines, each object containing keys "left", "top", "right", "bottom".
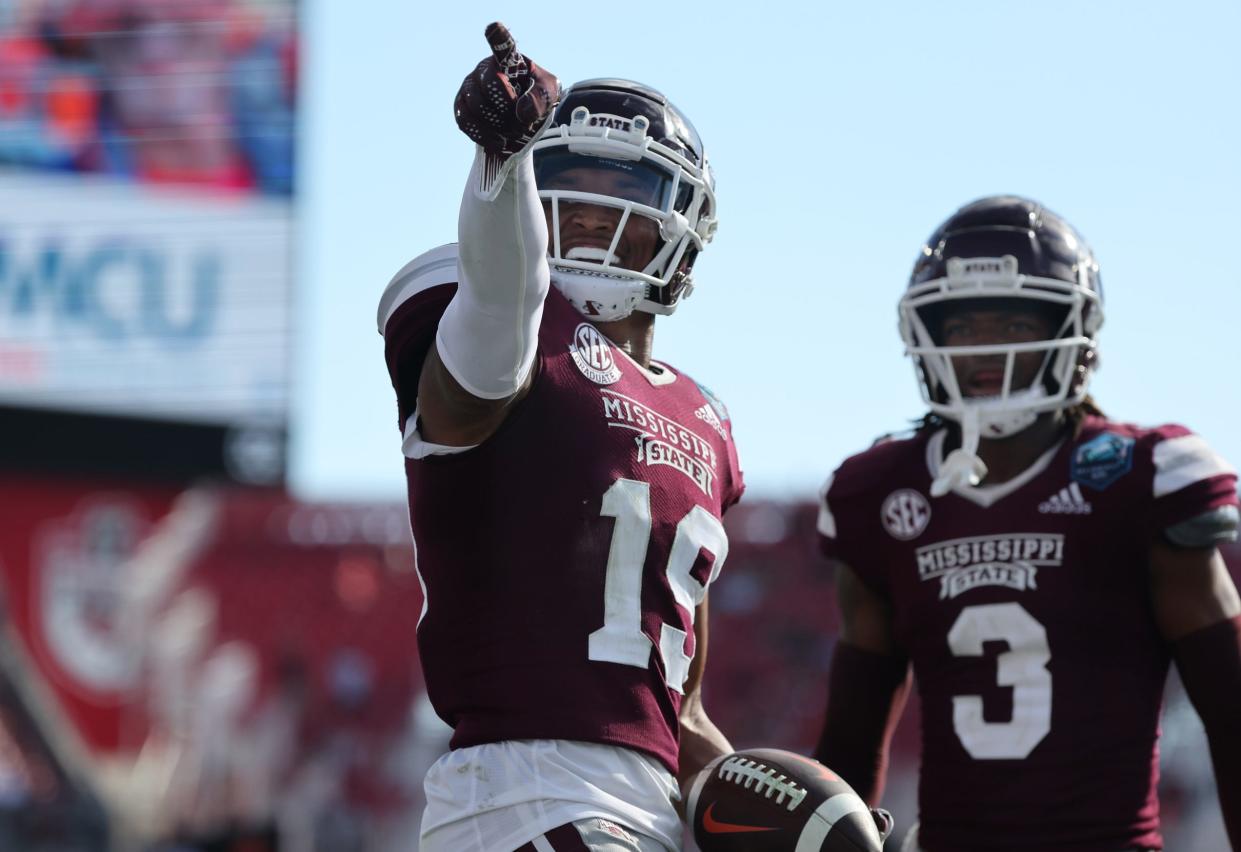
{"left": 813, "top": 196, "right": 1241, "bottom": 852}
{"left": 377, "top": 23, "right": 744, "bottom": 852}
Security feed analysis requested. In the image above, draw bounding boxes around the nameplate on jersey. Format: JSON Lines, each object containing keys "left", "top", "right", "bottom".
{"left": 915, "top": 533, "right": 1065, "bottom": 600}
{"left": 570, "top": 323, "right": 622, "bottom": 385}
{"left": 601, "top": 389, "right": 720, "bottom": 497}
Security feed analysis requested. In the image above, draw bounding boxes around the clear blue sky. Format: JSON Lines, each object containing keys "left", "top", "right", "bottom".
{"left": 292, "top": 0, "right": 1241, "bottom": 501}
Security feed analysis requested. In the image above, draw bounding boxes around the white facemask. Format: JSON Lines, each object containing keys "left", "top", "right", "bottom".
{"left": 900, "top": 256, "right": 1103, "bottom": 497}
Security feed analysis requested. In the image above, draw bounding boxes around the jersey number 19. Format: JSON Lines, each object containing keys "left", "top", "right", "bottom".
{"left": 588, "top": 478, "right": 728, "bottom": 693}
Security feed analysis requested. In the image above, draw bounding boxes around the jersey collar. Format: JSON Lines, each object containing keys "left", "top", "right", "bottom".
{"left": 926, "top": 428, "right": 1064, "bottom": 508}
{"left": 607, "top": 337, "right": 678, "bottom": 387}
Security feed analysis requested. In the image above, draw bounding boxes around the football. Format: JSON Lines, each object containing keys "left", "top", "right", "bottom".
{"left": 687, "top": 749, "right": 885, "bottom": 852}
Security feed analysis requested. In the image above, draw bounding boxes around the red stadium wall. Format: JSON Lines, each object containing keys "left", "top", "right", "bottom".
{"left": 0, "top": 481, "right": 430, "bottom": 847}
{"left": 0, "top": 475, "right": 182, "bottom": 756}
{"left": 0, "top": 484, "right": 1234, "bottom": 849}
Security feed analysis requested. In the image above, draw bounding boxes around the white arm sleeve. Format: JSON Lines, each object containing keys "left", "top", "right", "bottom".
{"left": 434, "top": 150, "right": 550, "bottom": 400}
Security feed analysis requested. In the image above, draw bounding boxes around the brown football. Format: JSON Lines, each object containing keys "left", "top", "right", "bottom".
{"left": 687, "top": 749, "right": 884, "bottom": 851}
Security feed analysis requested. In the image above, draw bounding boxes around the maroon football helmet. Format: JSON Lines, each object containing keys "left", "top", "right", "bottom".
{"left": 899, "top": 196, "right": 1105, "bottom": 495}
{"left": 532, "top": 79, "right": 717, "bottom": 321}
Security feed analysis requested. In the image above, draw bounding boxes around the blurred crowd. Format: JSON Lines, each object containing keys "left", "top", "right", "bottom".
{"left": 0, "top": 491, "right": 1234, "bottom": 850}
{"left": 0, "top": 0, "right": 295, "bottom": 194}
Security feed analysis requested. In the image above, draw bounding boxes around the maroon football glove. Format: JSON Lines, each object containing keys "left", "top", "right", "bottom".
{"left": 454, "top": 22, "right": 561, "bottom": 158}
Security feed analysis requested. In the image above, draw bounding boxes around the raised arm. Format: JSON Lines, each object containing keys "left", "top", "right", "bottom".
{"left": 418, "top": 23, "right": 561, "bottom": 447}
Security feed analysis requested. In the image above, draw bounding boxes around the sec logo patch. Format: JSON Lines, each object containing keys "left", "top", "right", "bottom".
{"left": 569, "top": 323, "right": 622, "bottom": 385}
{"left": 881, "top": 489, "right": 931, "bottom": 540}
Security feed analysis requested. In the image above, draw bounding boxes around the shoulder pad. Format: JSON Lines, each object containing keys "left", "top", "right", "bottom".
{"left": 1165, "top": 505, "right": 1241, "bottom": 548}
{"left": 828, "top": 432, "right": 928, "bottom": 502}
{"left": 377, "top": 243, "right": 459, "bottom": 334}
{"left": 870, "top": 424, "right": 919, "bottom": 447}
{"left": 1151, "top": 431, "right": 1236, "bottom": 498}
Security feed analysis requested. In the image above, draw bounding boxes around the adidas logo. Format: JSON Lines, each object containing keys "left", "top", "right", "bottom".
{"left": 1038, "top": 482, "right": 1093, "bottom": 514}
{"left": 694, "top": 403, "right": 727, "bottom": 439}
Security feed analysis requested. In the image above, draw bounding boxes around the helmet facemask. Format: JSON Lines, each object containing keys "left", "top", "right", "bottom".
{"left": 899, "top": 254, "right": 1103, "bottom": 495}
{"left": 533, "top": 100, "right": 716, "bottom": 321}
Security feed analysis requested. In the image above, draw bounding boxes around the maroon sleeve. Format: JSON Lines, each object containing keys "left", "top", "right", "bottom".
{"left": 813, "top": 640, "right": 911, "bottom": 805}
{"left": 722, "top": 426, "right": 745, "bottom": 513}
{"left": 1144, "top": 426, "right": 1239, "bottom": 534}
{"left": 687, "top": 379, "right": 744, "bottom": 512}
{"left": 1172, "top": 614, "right": 1241, "bottom": 848}
{"left": 382, "top": 284, "right": 456, "bottom": 430}
{"left": 376, "top": 245, "right": 462, "bottom": 431}
{"left": 723, "top": 467, "right": 744, "bottom": 513}
{"left": 818, "top": 456, "right": 890, "bottom": 597}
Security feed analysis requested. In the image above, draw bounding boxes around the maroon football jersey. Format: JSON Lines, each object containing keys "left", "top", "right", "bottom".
{"left": 381, "top": 245, "right": 744, "bottom": 774}
{"left": 819, "top": 417, "right": 1238, "bottom": 852}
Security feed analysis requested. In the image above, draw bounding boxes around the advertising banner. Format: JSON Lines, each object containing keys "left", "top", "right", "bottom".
{"left": 0, "top": 172, "right": 291, "bottom": 424}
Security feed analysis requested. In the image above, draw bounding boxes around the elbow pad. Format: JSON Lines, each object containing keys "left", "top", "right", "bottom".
{"left": 436, "top": 152, "right": 550, "bottom": 400}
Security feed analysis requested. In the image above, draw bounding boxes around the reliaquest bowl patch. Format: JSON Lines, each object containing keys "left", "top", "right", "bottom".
{"left": 1071, "top": 432, "right": 1136, "bottom": 490}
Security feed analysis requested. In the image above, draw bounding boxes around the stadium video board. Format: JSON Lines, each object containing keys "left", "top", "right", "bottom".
{"left": 0, "top": 0, "right": 296, "bottom": 483}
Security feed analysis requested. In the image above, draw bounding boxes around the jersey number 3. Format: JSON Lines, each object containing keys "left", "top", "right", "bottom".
{"left": 588, "top": 478, "right": 728, "bottom": 694}
{"left": 948, "top": 602, "right": 1052, "bottom": 760}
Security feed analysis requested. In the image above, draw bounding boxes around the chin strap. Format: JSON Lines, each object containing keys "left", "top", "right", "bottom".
{"left": 931, "top": 406, "right": 988, "bottom": 497}
{"left": 549, "top": 267, "right": 646, "bottom": 322}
